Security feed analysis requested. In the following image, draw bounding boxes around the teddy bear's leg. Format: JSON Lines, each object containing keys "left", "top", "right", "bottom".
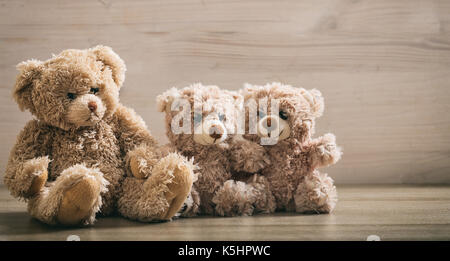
{"left": 118, "top": 153, "right": 195, "bottom": 222}
{"left": 212, "top": 174, "right": 276, "bottom": 217}
{"left": 212, "top": 179, "right": 256, "bottom": 217}
{"left": 178, "top": 187, "right": 201, "bottom": 217}
{"left": 294, "top": 170, "right": 337, "bottom": 214}
{"left": 247, "top": 174, "right": 277, "bottom": 214}
{"left": 27, "top": 164, "right": 109, "bottom": 226}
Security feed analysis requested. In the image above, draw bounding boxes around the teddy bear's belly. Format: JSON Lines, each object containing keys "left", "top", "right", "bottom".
{"left": 48, "top": 124, "right": 124, "bottom": 183}
{"left": 264, "top": 147, "right": 311, "bottom": 210}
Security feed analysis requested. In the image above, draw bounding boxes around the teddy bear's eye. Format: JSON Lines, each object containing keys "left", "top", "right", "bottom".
{"left": 90, "top": 88, "right": 99, "bottom": 94}
{"left": 67, "top": 93, "right": 76, "bottom": 100}
{"left": 193, "top": 112, "right": 202, "bottom": 124}
{"left": 218, "top": 113, "right": 226, "bottom": 122}
{"left": 258, "top": 110, "right": 266, "bottom": 118}
{"left": 279, "top": 110, "right": 289, "bottom": 120}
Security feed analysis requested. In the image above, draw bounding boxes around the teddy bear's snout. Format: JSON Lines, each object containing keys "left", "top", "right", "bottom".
{"left": 88, "top": 101, "right": 97, "bottom": 112}
{"left": 258, "top": 115, "right": 280, "bottom": 136}
{"left": 262, "top": 116, "right": 279, "bottom": 133}
{"left": 258, "top": 115, "right": 290, "bottom": 141}
{"left": 66, "top": 94, "right": 106, "bottom": 127}
{"left": 208, "top": 124, "right": 224, "bottom": 140}
{"left": 193, "top": 119, "right": 227, "bottom": 145}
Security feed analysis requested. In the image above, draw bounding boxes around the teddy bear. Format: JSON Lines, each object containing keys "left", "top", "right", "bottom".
{"left": 240, "top": 82, "right": 342, "bottom": 214}
{"left": 157, "top": 83, "right": 274, "bottom": 217}
{"left": 3, "top": 45, "right": 196, "bottom": 226}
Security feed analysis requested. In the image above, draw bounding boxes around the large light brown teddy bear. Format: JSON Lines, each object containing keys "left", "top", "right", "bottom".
{"left": 157, "top": 84, "right": 274, "bottom": 217}
{"left": 4, "top": 46, "right": 195, "bottom": 226}
{"left": 240, "top": 82, "right": 342, "bottom": 214}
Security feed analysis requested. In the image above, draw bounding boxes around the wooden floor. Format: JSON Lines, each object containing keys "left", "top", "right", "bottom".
{"left": 0, "top": 185, "right": 449, "bottom": 241}
{"left": 1, "top": 0, "right": 450, "bottom": 185}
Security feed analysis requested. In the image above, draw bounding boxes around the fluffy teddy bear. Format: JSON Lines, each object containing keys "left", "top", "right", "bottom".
{"left": 240, "top": 82, "right": 342, "bottom": 214}
{"left": 3, "top": 46, "right": 196, "bottom": 226}
{"left": 157, "top": 84, "right": 274, "bottom": 217}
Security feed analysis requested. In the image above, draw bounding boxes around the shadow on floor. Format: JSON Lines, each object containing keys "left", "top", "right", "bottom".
{"left": 0, "top": 211, "right": 160, "bottom": 237}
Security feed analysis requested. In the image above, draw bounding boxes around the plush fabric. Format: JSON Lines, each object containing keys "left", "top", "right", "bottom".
{"left": 157, "top": 83, "right": 272, "bottom": 217}
{"left": 240, "top": 82, "right": 342, "bottom": 214}
{"left": 4, "top": 46, "right": 196, "bottom": 226}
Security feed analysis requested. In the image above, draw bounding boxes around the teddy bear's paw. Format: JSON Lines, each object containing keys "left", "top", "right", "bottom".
{"left": 55, "top": 165, "right": 108, "bottom": 226}
{"left": 57, "top": 177, "right": 101, "bottom": 225}
{"left": 126, "top": 145, "right": 160, "bottom": 179}
{"left": 21, "top": 156, "right": 50, "bottom": 197}
{"left": 212, "top": 180, "right": 256, "bottom": 217}
{"left": 148, "top": 153, "right": 196, "bottom": 220}
{"left": 294, "top": 172, "right": 337, "bottom": 214}
{"left": 26, "top": 169, "right": 48, "bottom": 198}
{"left": 314, "top": 134, "right": 342, "bottom": 167}
{"left": 129, "top": 156, "right": 150, "bottom": 179}
{"left": 246, "top": 145, "right": 271, "bottom": 173}
{"left": 231, "top": 137, "right": 270, "bottom": 173}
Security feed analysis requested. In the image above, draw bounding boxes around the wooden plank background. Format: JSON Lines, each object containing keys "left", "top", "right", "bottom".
{"left": 0, "top": 0, "right": 449, "bottom": 184}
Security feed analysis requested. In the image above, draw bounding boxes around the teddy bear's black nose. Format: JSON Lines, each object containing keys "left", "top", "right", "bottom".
{"left": 263, "top": 116, "right": 278, "bottom": 131}
{"left": 209, "top": 125, "right": 223, "bottom": 139}
{"left": 88, "top": 101, "right": 97, "bottom": 112}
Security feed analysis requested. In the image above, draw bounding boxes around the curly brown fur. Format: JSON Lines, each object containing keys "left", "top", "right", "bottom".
{"left": 157, "top": 84, "right": 272, "bottom": 217}
{"left": 241, "top": 82, "right": 342, "bottom": 213}
{"left": 4, "top": 46, "right": 195, "bottom": 226}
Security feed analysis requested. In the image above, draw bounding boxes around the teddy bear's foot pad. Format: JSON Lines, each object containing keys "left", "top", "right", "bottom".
{"left": 162, "top": 164, "right": 194, "bottom": 220}
{"left": 57, "top": 177, "right": 101, "bottom": 225}
{"left": 25, "top": 169, "right": 48, "bottom": 197}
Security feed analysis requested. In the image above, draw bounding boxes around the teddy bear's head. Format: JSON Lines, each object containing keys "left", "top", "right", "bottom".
{"left": 13, "top": 45, "right": 126, "bottom": 130}
{"left": 241, "top": 82, "right": 324, "bottom": 144}
{"left": 157, "top": 83, "right": 242, "bottom": 151}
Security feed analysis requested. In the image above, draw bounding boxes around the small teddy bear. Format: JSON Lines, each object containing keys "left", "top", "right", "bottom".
{"left": 240, "top": 83, "right": 342, "bottom": 214}
{"left": 157, "top": 84, "right": 273, "bottom": 217}
{"left": 4, "top": 46, "right": 195, "bottom": 226}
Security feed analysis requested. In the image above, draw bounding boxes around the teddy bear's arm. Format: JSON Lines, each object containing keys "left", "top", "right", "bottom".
{"left": 307, "top": 133, "right": 342, "bottom": 169}
{"left": 112, "top": 104, "right": 158, "bottom": 151}
{"left": 229, "top": 135, "right": 270, "bottom": 173}
{"left": 112, "top": 104, "right": 161, "bottom": 178}
{"left": 4, "top": 120, "right": 52, "bottom": 199}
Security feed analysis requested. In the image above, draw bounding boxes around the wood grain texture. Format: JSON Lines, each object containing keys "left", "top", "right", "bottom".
{"left": 1, "top": 185, "right": 449, "bottom": 240}
{"left": 0, "top": 0, "right": 449, "bottom": 184}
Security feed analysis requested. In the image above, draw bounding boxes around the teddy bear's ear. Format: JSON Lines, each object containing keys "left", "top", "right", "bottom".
{"left": 230, "top": 91, "right": 244, "bottom": 111}
{"left": 90, "top": 45, "right": 127, "bottom": 88}
{"left": 240, "top": 83, "right": 259, "bottom": 99}
{"left": 13, "top": 59, "right": 43, "bottom": 112}
{"left": 156, "top": 87, "right": 181, "bottom": 112}
{"left": 300, "top": 88, "right": 324, "bottom": 118}
{"left": 243, "top": 83, "right": 254, "bottom": 90}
